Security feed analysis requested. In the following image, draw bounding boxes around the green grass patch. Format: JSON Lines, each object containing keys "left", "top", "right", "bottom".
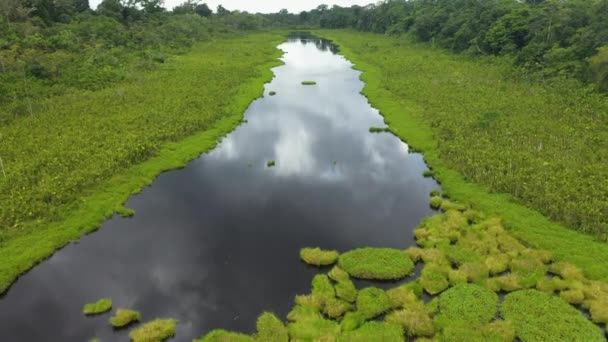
{"left": 195, "top": 330, "right": 253, "bottom": 342}
{"left": 355, "top": 287, "right": 392, "bottom": 319}
{"left": 337, "top": 322, "right": 404, "bottom": 342}
{"left": 109, "top": 308, "right": 140, "bottom": 328}
{"left": 436, "top": 284, "right": 498, "bottom": 325}
{"left": 255, "top": 312, "right": 288, "bottom": 342}
{"left": 300, "top": 247, "right": 339, "bottom": 266}
{"left": 129, "top": 319, "right": 177, "bottom": 342}
{"left": 301, "top": 81, "right": 317, "bottom": 85}
{"left": 502, "top": 290, "right": 605, "bottom": 341}
{"left": 83, "top": 298, "right": 112, "bottom": 315}
{"left": 339, "top": 247, "right": 414, "bottom": 280}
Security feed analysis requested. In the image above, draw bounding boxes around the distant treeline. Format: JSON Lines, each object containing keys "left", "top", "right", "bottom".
{"left": 0, "top": 0, "right": 269, "bottom": 122}
{"left": 281, "top": 0, "right": 608, "bottom": 92}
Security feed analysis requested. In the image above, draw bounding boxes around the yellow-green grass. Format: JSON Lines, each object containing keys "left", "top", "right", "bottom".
{"left": 83, "top": 298, "right": 112, "bottom": 315}
{"left": 0, "top": 32, "right": 285, "bottom": 294}
{"left": 255, "top": 312, "right": 288, "bottom": 342}
{"left": 109, "top": 308, "right": 140, "bottom": 328}
{"left": 316, "top": 30, "right": 608, "bottom": 281}
{"left": 196, "top": 330, "right": 254, "bottom": 342}
{"left": 338, "top": 247, "right": 414, "bottom": 280}
{"left": 299, "top": 247, "right": 339, "bottom": 266}
{"left": 502, "top": 290, "right": 604, "bottom": 341}
{"left": 129, "top": 319, "right": 178, "bottom": 342}
{"left": 355, "top": 287, "right": 392, "bottom": 319}
{"left": 337, "top": 322, "right": 404, "bottom": 342}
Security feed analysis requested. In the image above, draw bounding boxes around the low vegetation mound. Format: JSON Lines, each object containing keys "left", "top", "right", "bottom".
{"left": 129, "top": 319, "right": 177, "bottom": 342}
{"left": 83, "top": 298, "right": 112, "bottom": 315}
{"left": 338, "top": 247, "right": 414, "bottom": 280}
{"left": 300, "top": 248, "right": 339, "bottom": 266}
{"left": 109, "top": 309, "right": 140, "bottom": 328}
{"left": 502, "top": 290, "right": 605, "bottom": 341}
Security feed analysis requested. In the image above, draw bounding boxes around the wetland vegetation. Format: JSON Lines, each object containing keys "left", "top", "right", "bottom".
{"left": 1, "top": 0, "right": 608, "bottom": 341}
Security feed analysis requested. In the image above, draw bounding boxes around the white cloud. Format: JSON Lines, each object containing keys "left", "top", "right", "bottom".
{"left": 89, "top": 0, "right": 373, "bottom": 13}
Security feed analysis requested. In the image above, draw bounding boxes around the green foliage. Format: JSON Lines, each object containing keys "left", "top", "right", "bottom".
{"left": 109, "top": 308, "right": 140, "bottom": 328}
{"left": 339, "top": 247, "right": 414, "bottom": 280}
{"left": 129, "top": 319, "right": 177, "bottom": 342}
{"left": 196, "top": 330, "right": 254, "bottom": 342}
{"left": 437, "top": 284, "right": 498, "bottom": 325}
{"left": 83, "top": 298, "right": 112, "bottom": 315}
{"left": 299, "top": 247, "right": 339, "bottom": 266}
{"left": 590, "top": 46, "right": 608, "bottom": 92}
{"left": 255, "top": 312, "right": 288, "bottom": 342}
{"left": 502, "top": 290, "right": 605, "bottom": 341}
{"left": 355, "top": 287, "right": 392, "bottom": 319}
{"left": 337, "top": 322, "right": 404, "bottom": 342}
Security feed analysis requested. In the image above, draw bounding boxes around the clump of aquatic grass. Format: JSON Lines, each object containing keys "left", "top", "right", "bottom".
{"left": 560, "top": 288, "right": 585, "bottom": 304}
{"left": 340, "top": 312, "right": 366, "bottom": 332}
{"left": 301, "top": 81, "right": 317, "bottom": 85}
{"left": 586, "top": 299, "right": 608, "bottom": 326}
{"left": 255, "top": 312, "right": 288, "bottom": 342}
{"left": 356, "top": 287, "right": 392, "bottom": 319}
{"left": 448, "top": 269, "right": 468, "bottom": 285}
{"left": 463, "top": 209, "right": 484, "bottom": 223}
{"left": 311, "top": 274, "right": 335, "bottom": 305}
{"left": 502, "top": 290, "right": 604, "bottom": 341}
{"left": 422, "top": 170, "right": 435, "bottom": 178}
{"left": 485, "top": 321, "right": 516, "bottom": 342}
{"left": 459, "top": 261, "right": 489, "bottom": 283}
{"left": 266, "top": 160, "right": 276, "bottom": 167}
{"left": 338, "top": 247, "right": 414, "bottom": 280}
{"left": 287, "top": 314, "right": 339, "bottom": 341}
{"left": 436, "top": 284, "right": 498, "bottom": 326}
{"left": 116, "top": 206, "right": 135, "bottom": 218}
{"left": 324, "top": 298, "right": 352, "bottom": 318}
{"left": 328, "top": 266, "right": 349, "bottom": 282}
{"left": 109, "top": 308, "right": 140, "bottom": 328}
{"left": 510, "top": 255, "right": 547, "bottom": 288}
{"left": 439, "top": 199, "right": 467, "bottom": 212}
{"left": 429, "top": 196, "right": 443, "bottom": 209}
{"left": 196, "top": 329, "right": 253, "bottom": 342}
{"left": 269, "top": 91, "right": 277, "bottom": 96}
{"left": 420, "top": 264, "right": 450, "bottom": 295}
{"left": 445, "top": 245, "right": 482, "bottom": 265}
{"left": 300, "top": 247, "right": 339, "bottom": 266}
{"left": 430, "top": 189, "right": 441, "bottom": 197}
{"left": 369, "top": 127, "right": 390, "bottom": 133}
{"left": 484, "top": 254, "right": 510, "bottom": 275}
{"left": 338, "top": 322, "right": 403, "bottom": 341}
{"left": 385, "top": 305, "right": 434, "bottom": 338}
{"left": 549, "top": 261, "right": 585, "bottom": 281}
{"left": 334, "top": 279, "right": 357, "bottom": 303}
{"left": 496, "top": 274, "right": 523, "bottom": 292}
{"left": 287, "top": 304, "right": 322, "bottom": 323}
{"left": 83, "top": 298, "right": 112, "bottom": 315}
{"left": 386, "top": 282, "right": 422, "bottom": 309}
{"left": 129, "top": 319, "right": 178, "bottom": 342}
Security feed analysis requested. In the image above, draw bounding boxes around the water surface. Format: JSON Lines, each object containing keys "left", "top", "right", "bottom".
{"left": 0, "top": 37, "right": 438, "bottom": 341}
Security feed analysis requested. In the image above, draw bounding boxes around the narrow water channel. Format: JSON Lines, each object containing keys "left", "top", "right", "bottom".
{"left": 0, "top": 37, "right": 439, "bottom": 341}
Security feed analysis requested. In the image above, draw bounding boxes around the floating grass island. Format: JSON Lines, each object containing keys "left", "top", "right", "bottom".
{"left": 300, "top": 247, "right": 339, "bottom": 266}
{"left": 197, "top": 194, "right": 608, "bottom": 341}
{"left": 83, "top": 298, "right": 112, "bottom": 315}
{"left": 301, "top": 81, "right": 317, "bottom": 85}
{"left": 267, "top": 160, "right": 276, "bottom": 167}
{"left": 109, "top": 308, "right": 140, "bottom": 328}
{"left": 129, "top": 319, "right": 177, "bottom": 342}
{"left": 339, "top": 247, "right": 414, "bottom": 280}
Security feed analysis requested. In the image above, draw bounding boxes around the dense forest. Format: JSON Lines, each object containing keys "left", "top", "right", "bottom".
{"left": 285, "top": 1, "right": 608, "bottom": 92}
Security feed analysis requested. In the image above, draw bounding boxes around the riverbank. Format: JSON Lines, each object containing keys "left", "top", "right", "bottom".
{"left": 316, "top": 30, "right": 608, "bottom": 281}
{"left": 0, "top": 32, "right": 284, "bottom": 293}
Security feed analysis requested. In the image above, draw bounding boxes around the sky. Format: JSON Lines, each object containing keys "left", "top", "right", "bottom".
{"left": 89, "top": 0, "right": 374, "bottom": 13}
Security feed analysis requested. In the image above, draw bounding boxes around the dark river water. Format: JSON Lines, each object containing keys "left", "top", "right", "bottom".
{"left": 0, "top": 38, "right": 438, "bottom": 341}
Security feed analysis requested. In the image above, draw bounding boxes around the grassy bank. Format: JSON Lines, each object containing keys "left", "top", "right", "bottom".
{"left": 317, "top": 30, "right": 608, "bottom": 281}
{"left": 0, "top": 32, "right": 284, "bottom": 293}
